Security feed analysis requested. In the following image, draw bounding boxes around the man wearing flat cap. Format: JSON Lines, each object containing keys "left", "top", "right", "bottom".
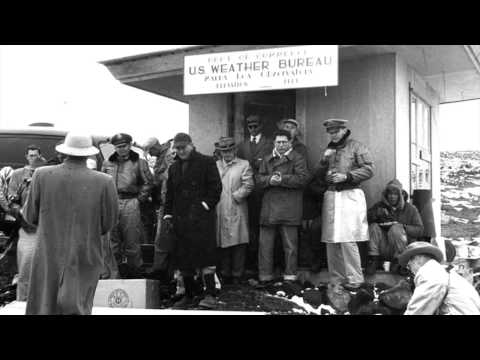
{"left": 399, "top": 242, "right": 480, "bottom": 315}
{"left": 215, "top": 137, "right": 254, "bottom": 285}
{"left": 102, "top": 133, "right": 154, "bottom": 278}
{"left": 312, "top": 119, "right": 374, "bottom": 290}
{"left": 237, "top": 114, "right": 274, "bottom": 275}
{"left": 163, "top": 133, "right": 222, "bottom": 309}
{"left": 282, "top": 118, "right": 307, "bottom": 158}
{"left": 23, "top": 132, "right": 118, "bottom": 314}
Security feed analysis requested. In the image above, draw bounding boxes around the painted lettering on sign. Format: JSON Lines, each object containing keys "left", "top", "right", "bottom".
{"left": 184, "top": 45, "right": 338, "bottom": 95}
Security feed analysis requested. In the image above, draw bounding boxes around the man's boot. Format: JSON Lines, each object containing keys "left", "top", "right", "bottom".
{"left": 365, "top": 256, "right": 380, "bottom": 276}
{"left": 172, "top": 275, "right": 195, "bottom": 309}
{"left": 199, "top": 273, "right": 218, "bottom": 309}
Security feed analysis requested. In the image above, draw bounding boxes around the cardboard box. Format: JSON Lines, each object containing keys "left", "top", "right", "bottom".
{"left": 93, "top": 279, "right": 160, "bottom": 309}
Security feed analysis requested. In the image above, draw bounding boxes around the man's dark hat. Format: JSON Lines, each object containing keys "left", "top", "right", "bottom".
{"left": 323, "top": 119, "right": 349, "bottom": 130}
{"left": 246, "top": 115, "right": 261, "bottom": 125}
{"left": 110, "top": 133, "right": 133, "bottom": 146}
{"left": 173, "top": 133, "right": 192, "bottom": 147}
{"left": 216, "top": 137, "right": 236, "bottom": 151}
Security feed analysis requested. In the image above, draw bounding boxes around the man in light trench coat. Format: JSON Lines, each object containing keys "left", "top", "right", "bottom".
{"left": 22, "top": 132, "right": 118, "bottom": 315}
{"left": 215, "top": 137, "right": 254, "bottom": 285}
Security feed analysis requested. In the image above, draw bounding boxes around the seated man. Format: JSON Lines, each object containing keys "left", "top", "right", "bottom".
{"left": 366, "top": 179, "right": 424, "bottom": 275}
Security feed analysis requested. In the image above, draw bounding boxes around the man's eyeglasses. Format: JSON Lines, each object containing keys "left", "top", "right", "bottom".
{"left": 248, "top": 125, "right": 259, "bottom": 130}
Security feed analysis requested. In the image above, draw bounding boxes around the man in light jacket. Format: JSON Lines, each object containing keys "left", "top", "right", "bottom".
{"left": 215, "top": 137, "right": 254, "bottom": 285}
{"left": 399, "top": 241, "right": 480, "bottom": 315}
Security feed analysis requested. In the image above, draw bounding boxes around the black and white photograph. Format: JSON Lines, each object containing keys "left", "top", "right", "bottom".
{"left": 0, "top": 44, "right": 479, "bottom": 315}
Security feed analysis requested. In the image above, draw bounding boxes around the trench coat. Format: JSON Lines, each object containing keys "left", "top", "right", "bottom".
{"left": 256, "top": 150, "right": 310, "bottom": 226}
{"left": 405, "top": 259, "right": 480, "bottom": 315}
{"left": 216, "top": 158, "right": 254, "bottom": 248}
{"left": 22, "top": 159, "right": 118, "bottom": 315}
{"left": 164, "top": 150, "right": 222, "bottom": 271}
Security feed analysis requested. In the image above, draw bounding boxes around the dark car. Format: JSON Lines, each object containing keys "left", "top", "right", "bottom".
{"left": 0, "top": 128, "right": 110, "bottom": 170}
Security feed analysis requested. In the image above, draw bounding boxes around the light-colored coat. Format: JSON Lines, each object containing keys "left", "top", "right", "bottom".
{"left": 216, "top": 158, "right": 254, "bottom": 248}
{"left": 22, "top": 159, "right": 118, "bottom": 315}
{"left": 405, "top": 259, "right": 480, "bottom": 315}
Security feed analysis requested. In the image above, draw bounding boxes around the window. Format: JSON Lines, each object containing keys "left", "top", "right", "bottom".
{"left": 410, "top": 92, "right": 432, "bottom": 192}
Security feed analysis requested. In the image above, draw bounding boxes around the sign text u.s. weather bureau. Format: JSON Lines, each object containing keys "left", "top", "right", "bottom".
{"left": 183, "top": 45, "right": 338, "bottom": 95}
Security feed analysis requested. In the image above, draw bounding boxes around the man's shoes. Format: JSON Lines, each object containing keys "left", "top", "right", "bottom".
{"left": 172, "top": 295, "right": 195, "bottom": 310}
{"left": 365, "top": 256, "right": 380, "bottom": 276}
{"left": 198, "top": 294, "right": 218, "bottom": 309}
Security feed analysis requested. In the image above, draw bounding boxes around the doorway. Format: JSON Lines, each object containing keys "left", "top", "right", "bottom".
{"left": 231, "top": 90, "right": 296, "bottom": 141}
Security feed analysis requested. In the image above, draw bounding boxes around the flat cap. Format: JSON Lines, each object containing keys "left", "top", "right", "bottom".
{"left": 246, "top": 115, "right": 261, "bottom": 125}
{"left": 283, "top": 118, "right": 299, "bottom": 128}
{"left": 173, "top": 133, "right": 192, "bottom": 146}
{"left": 323, "top": 119, "right": 349, "bottom": 130}
{"left": 110, "top": 133, "right": 133, "bottom": 146}
{"left": 216, "top": 136, "right": 236, "bottom": 151}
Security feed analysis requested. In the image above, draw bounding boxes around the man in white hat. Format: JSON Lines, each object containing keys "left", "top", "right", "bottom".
{"left": 399, "top": 241, "right": 480, "bottom": 315}
{"left": 22, "top": 132, "right": 119, "bottom": 315}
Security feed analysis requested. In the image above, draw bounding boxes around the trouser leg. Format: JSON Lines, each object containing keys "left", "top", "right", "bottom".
{"left": 219, "top": 247, "right": 232, "bottom": 278}
{"left": 327, "top": 242, "right": 364, "bottom": 284}
{"left": 101, "top": 232, "right": 119, "bottom": 279}
{"left": 231, "top": 244, "right": 247, "bottom": 278}
{"left": 16, "top": 229, "right": 37, "bottom": 301}
{"left": 279, "top": 225, "right": 298, "bottom": 281}
{"left": 341, "top": 242, "right": 364, "bottom": 284}
{"left": 121, "top": 198, "right": 143, "bottom": 269}
{"left": 258, "top": 225, "right": 276, "bottom": 282}
{"left": 368, "top": 223, "right": 385, "bottom": 257}
{"left": 387, "top": 224, "right": 408, "bottom": 259}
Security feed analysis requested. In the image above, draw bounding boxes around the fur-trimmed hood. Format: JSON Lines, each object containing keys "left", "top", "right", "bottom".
{"left": 382, "top": 179, "right": 405, "bottom": 210}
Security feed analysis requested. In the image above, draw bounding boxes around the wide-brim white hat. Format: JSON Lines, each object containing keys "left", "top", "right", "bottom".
{"left": 56, "top": 132, "right": 99, "bottom": 157}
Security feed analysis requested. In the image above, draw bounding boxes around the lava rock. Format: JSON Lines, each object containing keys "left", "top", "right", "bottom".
{"left": 303, "top": 288, "right": 327, "bottom": 308}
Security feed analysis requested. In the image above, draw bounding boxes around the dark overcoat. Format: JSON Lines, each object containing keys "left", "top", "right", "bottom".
{"left": 22, "top": 159, "right": 118, "bottom": 315}
{"left": 164, "top": 150, "right": 222, "bottom": 271}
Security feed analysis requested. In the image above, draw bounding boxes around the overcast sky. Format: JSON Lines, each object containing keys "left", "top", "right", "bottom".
{"left": 0, "top": 45, "right": 191, "bottom": 144}
{"left": 0, "top": 45, "right": 478, "bottom": 150}
{"left": 439, "top": 99, "right": 480, "bottom": 151}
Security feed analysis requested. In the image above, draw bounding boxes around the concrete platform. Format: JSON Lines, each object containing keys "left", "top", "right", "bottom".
{"left": 0, "top": 301, "right": 266, "bottom": 315}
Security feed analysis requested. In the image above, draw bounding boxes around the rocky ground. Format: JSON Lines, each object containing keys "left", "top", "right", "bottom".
{"left": 441, "top": 151, "right": 480, "bottom": 261}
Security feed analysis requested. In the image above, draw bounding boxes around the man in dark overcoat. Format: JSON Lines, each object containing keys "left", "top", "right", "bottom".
{"left": 163, "top": 133, "right": 222, "bottom": 309}
{"left": 22, "top": 132, "right": 118, "bottom": 315}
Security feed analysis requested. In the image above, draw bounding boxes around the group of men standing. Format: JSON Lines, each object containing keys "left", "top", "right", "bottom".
{"left": 12, "top": 111, "right": 479, "bottom": 315}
